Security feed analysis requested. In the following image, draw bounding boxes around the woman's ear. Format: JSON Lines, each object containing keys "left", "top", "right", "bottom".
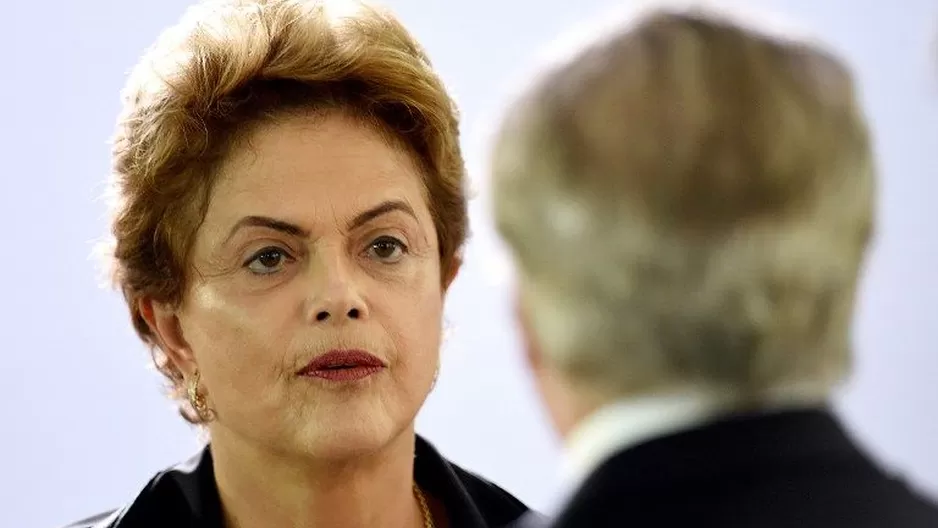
{"left": 138, "top": 297, "right": 196, "bottom": 375}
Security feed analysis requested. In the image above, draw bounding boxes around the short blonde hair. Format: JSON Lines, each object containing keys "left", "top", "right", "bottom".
{"left": 106, "top": 0, "right": 467, "bottom": 421}
{"left": 492, "top": 5, "right": 875, "bottom": 398}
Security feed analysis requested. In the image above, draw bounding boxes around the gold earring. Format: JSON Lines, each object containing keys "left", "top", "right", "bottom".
{"left": 187, "top": 369, "right": 213, "bottom": 423}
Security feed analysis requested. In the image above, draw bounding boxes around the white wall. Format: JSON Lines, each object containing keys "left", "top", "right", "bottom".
{"left": 0, "top": 1, "right": 935, "bottom": 527}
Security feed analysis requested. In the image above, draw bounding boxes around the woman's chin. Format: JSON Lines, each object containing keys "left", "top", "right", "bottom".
{"left": 286, "top": 416, "right": 411, "bottom": 461}
{"left": 211, "top": 391, "right": 421, "bottom": 462}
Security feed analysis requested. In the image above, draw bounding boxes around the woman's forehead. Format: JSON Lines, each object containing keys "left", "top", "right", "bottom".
{"left": 200, "top": 114, "right": 432, "bottom": 235}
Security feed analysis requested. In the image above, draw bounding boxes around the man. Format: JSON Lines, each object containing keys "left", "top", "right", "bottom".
{"left": 490, "top": 4, "right": 938, "bottom": 527}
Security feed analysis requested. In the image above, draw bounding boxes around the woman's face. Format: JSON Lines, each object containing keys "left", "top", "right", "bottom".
{"left": 157, "top": 112, "right": 452, "bottom": 459}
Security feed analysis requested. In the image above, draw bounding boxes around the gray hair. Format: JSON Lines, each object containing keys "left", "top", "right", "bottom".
{"left": 491, "top": 4, "right": 875, "bottom": 399}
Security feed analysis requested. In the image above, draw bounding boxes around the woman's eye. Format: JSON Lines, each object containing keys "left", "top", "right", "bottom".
{"left": 245, "top": 247, "right": 291, "bottom": 275}
{"left": 367, "top": 236, "right": 407, "bottom": 263}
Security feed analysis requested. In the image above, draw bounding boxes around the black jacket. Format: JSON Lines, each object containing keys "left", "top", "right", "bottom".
{"left": 537, "top": 409, "right": 938, "bottom": 528}
{"left": 64, "top": 435, "right": 531, "bottom": 528}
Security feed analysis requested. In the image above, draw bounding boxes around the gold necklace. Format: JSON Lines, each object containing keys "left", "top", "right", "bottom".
{"left": 413, "top": 483, "right": 434, "bottom": 528}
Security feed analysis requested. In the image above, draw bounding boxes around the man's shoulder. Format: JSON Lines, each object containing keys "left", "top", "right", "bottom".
{"left": 545, "top": 409, "right": 938, "bottom": 527}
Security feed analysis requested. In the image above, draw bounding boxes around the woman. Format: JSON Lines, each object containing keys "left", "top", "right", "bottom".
{"left": 65, "top": 1, "right": 531, "bottom": 527}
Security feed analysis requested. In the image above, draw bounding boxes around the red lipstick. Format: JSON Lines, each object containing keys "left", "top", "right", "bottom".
{"left": 296, "top": 350, "right": 386, "bottom": 382}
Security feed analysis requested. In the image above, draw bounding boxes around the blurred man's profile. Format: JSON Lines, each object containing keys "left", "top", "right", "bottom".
{"left": 490, "top": 3, "right": 938, "bottom": 527}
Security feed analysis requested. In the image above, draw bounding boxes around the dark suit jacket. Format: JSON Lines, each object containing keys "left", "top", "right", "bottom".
{"left": 64, "top": 435, "right": 530, "bottom": 528}
{"left": 538, "top": 409, "right": 938, "bottom": 528}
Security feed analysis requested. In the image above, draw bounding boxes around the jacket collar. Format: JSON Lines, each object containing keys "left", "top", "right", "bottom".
{"left": 553, "top": 408, "right": 868, "bottom": 524}
{"left": 85, "top": 435, "right": 528, "bottom": 528}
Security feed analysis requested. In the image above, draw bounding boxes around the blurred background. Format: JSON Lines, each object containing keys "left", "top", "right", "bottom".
{"left": 0, "top": 1, "right": 936, "bottom": 526}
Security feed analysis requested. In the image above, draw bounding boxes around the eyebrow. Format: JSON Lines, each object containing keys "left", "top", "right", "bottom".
{"left": 222, "top": 200, "right": 418, "bottom": 245}
{"left": 222, "top": 216, "right": 309, "bottom": 245}
{"left": 347, "top": 199, "right": 418, "bottom": 231}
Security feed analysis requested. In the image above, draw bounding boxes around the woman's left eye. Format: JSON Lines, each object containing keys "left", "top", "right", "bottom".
{"left": 244, "top": 247, "right": 293, "bottom": 275}
{"left": 367, "top": 236, "right": 408, "bottom": 263}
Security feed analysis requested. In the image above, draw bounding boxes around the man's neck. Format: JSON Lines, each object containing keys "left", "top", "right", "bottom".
{"left": 209, "top": 426, "right": 424, "bottom": 528}
{"left": 559, "top": 384, "right": 831, "bottom": 493}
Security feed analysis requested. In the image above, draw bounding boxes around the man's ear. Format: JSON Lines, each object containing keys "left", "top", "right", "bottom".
{"left": 442, "top": 254, "right": 463, "bottom": 293}
{"left": 514, "top": 291, "right": 544, "bottom": 372}
{"left": 138, "top": 297, "right": 195, "bottom": 375}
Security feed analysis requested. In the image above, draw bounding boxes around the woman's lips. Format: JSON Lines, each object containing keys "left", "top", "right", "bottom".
{"left": 302, "top": 365, "right": 384, "bottom": 381}
{"left": 296, "top": 349, "right": 386, "bottom": 381}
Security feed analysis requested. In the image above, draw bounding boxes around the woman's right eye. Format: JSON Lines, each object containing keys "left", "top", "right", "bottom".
{"left": 244, "top": 247, "right": 292, "bottom": 275}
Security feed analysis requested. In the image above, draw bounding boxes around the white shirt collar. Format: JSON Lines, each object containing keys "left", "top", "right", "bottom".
{"left": 549, "top": 385, "right": 828, "bottom": 514}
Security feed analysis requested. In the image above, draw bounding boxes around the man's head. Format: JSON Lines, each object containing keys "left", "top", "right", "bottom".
{"left": 490, "top": 4, "right": 875, "bottom": 434}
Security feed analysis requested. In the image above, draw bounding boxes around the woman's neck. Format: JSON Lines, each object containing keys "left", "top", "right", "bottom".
{"left": 209, "top": 427, "right": 424, "bottom": 528}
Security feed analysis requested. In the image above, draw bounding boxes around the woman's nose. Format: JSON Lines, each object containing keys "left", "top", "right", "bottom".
{"left": 305, "top": 253, "right": 369, "bottom": 324}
